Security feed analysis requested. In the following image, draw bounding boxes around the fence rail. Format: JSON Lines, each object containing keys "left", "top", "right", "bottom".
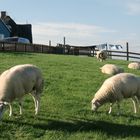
{"left": 107, "top": 50, "right": 140, "bottom": 60}
{"left": 0, "top": 41, "right": 64, "bottom": 54}
{"left": 0, "top": 41, "right": 140, "bottom": 61}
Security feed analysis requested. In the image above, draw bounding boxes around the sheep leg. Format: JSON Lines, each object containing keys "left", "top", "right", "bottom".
{"left": 108, "top": 103, "right": 113, "bottom": 114}
{"left": 34, "top": 94, "right": 40, "bottom": 115}
{"left": 31, "top": 92, "right": 40, "bottom": 115}
{"left": 35, "top": 96, "right": 40, "bottom": 115}
{"left": 131, "top": 97, "right": 138, "bottom": 113}
{"left": 30, "top": 92, "right": 37, "bottom": 114}
{"left": 19, "top": 101, "right": 23, "bottom": 115}
{"left": 9, "top": 104, "right": 12, "bottom": 117}
{"left": 135, "top": 96, "right": 140, "bottom": 111}
{"left": 32, "top": 95, "right": 37, "bottom": 110}
{"left": 31, "top": 94, "right": 37, "bottom": 114}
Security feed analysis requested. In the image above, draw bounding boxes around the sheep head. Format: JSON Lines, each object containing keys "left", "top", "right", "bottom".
{"left": 91, "top": 99, "right": 101, "bottom": 112}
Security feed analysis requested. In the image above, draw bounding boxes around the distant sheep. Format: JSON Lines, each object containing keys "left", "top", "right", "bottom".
{"left": 91, "top": 73, "right": 140, "bottom": 115}
{"left": 100, "top": 64, "right": 124, "bottom": 75}
{"left": 128, "top": 62, "right": 140, "bottom": 70}
{"left": 0, "top": 64, "right": 44, "bottom": 119}
{"left": 96, "top": 50, "right": 107, "bottom": 62}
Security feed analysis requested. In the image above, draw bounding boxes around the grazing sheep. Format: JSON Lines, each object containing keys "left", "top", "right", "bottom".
{"left": 0, "top": 64, "right": 44, "bottom": 119}
{"left": 96, "top": 50, "right": 107, "bottom": 62}
{"left": 128, "top": 62, "right": 140, "bottom": 70}
{"left": 100, "top": 64, "right": 124, "bottom": 75}
{"left": 91, "top": 73, "right": 140, "bottom": 114}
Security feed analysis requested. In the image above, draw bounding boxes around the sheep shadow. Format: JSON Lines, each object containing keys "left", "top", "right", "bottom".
{"left": 3, "top": 118, "right": 140, "bottom": 138}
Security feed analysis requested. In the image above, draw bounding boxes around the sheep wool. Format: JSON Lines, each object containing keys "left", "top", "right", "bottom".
{"left": 100, "top": 64, "right": 124, "bottom": 75}
{"left": 91, "top": 73, "right": 140, "bottom": 114}
{"left": 0, "top": 64, "right": 44, "bottom": 119}
{"left": 128, "top": 62, "right": 140, "bottom": 70}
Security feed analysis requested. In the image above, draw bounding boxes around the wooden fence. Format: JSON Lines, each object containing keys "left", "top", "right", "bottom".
{"left": 0, "top": 41, "right": 140, "bottom": 61}
{"left": 107, "top": 50, "right": 140, "bottom": 61}
{"left": 0, "top": 41, "right": 64, "bottom": 54}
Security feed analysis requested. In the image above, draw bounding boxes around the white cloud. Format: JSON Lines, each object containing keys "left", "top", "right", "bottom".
{"left": 32, "top": 22, "right": 117, "bottom": 45}
{"left": 125, "top": 0, "right": 140, "bottom": 15}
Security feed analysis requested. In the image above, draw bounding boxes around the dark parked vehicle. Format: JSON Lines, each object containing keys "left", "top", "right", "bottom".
{"left": 2, "top": 37, "right": 30, "bottom": 44}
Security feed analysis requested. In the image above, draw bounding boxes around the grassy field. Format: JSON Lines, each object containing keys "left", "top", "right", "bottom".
{"left": 0, "top": 52, "right": 140, "bottom": 140}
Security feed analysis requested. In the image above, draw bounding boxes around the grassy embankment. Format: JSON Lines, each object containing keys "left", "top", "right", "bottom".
{"left": 0, "top": 52, "right": 140, "bottom": 140}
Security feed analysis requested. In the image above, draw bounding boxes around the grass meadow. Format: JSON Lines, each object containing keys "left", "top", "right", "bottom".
{"left": 0, "top": 52, "right": 140, "bottom": 140}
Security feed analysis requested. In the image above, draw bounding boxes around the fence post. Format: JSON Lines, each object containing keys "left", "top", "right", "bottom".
{"left": 63, "top": 36, "right": 65, "bottom": 54}
{"left": 15, "top": 43, "right": 17, "bottom": 52}
{"left": 49, "top": 40, "right": 51, "bottom": 46}
{"left": 41, "top": 45, "right": 43, "bottom": 53}
{"left": 126, "top": 42, "right": 129, "bottom": 61}
{"left": 34, "top": 44, "right": 36, "bottom": 52}
{"left": 2, "top": 42, "right": 5, "bottom": 51}
{"left": 24, "top": 44, "right": 27, "bottom": 52}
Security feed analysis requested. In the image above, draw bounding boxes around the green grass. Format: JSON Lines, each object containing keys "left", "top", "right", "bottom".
{"left": 0, "top": 52, "right": 140, "bottom": 140}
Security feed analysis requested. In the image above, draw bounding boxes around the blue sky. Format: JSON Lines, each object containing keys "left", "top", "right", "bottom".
{"left": 0, "top": 0, "right": 140, "bottom": 51}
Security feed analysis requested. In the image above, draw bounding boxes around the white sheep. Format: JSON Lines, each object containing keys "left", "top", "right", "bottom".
{"left": 91, "top": 73, "right": 140, "bottom": 114}
{"left": 100, "top": 64, "right": 124, "bottom": 75}
{"left": 96, "top": 50, "right": 107, "bottom": 62}
{"left": 0, "top": 64, "right": 44, "bottom": 119}
{"left": 128, "top": 62, "right": 140, "bottom": 70}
